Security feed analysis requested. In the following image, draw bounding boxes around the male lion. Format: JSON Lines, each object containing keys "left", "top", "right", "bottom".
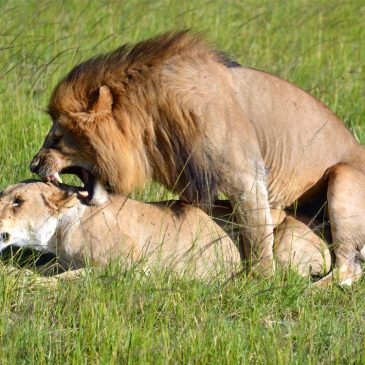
{"left": 0, "top": 180, "right": 331, "bottom": 279}
{"left": 30, "top": 31, "right": 365, "bottom": 285}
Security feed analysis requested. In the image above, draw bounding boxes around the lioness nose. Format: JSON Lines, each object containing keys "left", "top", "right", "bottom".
{"left": 30, "top": 155, "right": 40, "bottom": 173}
{"left": 0, "top": 232, "right": 9, "bottom": 243}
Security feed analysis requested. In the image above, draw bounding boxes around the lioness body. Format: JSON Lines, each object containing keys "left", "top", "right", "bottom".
{"left": 0, "top": 181, "right": 242, "bottom": 279}
{"left": 0, "top": 181, "right": 331, "bottom": 278}
{"left": 30, "top": 32, "right": 365, "bottom": 284}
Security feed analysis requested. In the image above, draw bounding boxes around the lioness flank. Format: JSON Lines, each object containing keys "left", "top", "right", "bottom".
{"left": 30, "top": 31, "right": 365, "bottom": 285}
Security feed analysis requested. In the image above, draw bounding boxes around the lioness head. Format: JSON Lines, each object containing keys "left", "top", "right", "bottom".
{"left": 0, "top": 181, "right": 78, "bottom": 252}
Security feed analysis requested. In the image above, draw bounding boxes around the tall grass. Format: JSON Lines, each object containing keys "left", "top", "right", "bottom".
{"left": 0, "top": 0, "right": 365, "bottom": 363}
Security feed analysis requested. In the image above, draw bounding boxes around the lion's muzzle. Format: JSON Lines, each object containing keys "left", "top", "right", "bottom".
{"left": 29, "top": 149, "right": 64, "bottom": 183}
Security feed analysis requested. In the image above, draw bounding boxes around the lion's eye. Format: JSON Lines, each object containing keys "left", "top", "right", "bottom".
{"left": 13, "top": 197, "right": 23, "bottom": 207}
{"left": 52, "top": 135, "right": 62, "bottom": 145}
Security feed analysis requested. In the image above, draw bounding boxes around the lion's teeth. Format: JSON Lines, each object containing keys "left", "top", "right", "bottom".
{"left": 53, "top": 173, "right": 63, "bottom": 184}
{"left": 77, "top": 191, "right": 89, "bottom": 198}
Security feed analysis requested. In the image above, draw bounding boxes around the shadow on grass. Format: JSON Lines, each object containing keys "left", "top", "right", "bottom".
{"left": 0, "top": 245, "right": 68, "bottom": 276}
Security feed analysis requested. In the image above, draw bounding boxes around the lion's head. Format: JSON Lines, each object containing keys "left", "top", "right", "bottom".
{"left": 30, "top": 83, "right": 152, "bottom": 205}
{"left": 31, "top": 32, "right": 225, "bottom": 205}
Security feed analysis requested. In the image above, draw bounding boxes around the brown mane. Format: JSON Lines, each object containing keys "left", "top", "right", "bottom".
{"left": 47, "top": 31, "right": 235, "bottom": 202}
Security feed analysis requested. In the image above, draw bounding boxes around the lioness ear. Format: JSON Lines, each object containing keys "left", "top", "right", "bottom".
{"left": 91, "top": 86, "right": 113, "bottom": 114}
{"left": 42, "top": 191, "right": 78, "bottom": 211}
{"left": 57, "top": 193, "right": 78, "bottom": 209}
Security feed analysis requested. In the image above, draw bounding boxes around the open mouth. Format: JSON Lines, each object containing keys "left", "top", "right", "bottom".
{"left": 46, "top": 166, "right": 95, "bottom": 200}
{"left": 44, "top": 165, "right": 109, "bottom": 205}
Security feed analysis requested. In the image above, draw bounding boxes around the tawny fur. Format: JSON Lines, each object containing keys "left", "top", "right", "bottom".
{"left": 31, "top": 31, "right": 365, "bottom": 285}
{"left": 0, "top": 181, "right": 331, "bottom": 279}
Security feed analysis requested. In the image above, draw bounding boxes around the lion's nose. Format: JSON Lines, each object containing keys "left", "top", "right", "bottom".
{"left": 0, "top": 232, "right": 9, "bottom": 243}
{"left": 30, "top": 155, "right": 40, "bottom": 173}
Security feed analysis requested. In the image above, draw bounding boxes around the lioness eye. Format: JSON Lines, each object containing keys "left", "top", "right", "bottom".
{"left": 13, "top": 197, "right": 23, "bottom": 207}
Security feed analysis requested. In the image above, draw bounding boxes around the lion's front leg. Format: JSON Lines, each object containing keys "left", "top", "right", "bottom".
{"left": 228, "top": 168, "right": 274, "bottom": 276}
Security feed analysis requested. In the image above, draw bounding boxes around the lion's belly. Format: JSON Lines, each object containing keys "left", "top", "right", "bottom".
{"left": 266, "top": 166, "right": 327, "bottom": 208}
{"left": 263, "top": 131, "right": 355, "bottom": 208}
{"left": 262, "top": 132, "right": 343, "bottom": 208}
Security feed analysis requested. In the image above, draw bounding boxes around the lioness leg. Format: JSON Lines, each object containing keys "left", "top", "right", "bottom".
{"left": 228, "top": 166, "right": 274, "bottom": 276}
{"left": 316, "top": 164, "right": 365, "bottom": 286}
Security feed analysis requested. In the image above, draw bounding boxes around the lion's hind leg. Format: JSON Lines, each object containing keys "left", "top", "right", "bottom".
{"left": 315, "top": 164, "right": 365, "bottom": 287}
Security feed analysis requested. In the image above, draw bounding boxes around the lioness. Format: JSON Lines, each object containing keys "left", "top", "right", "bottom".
{"left": 29, "top": 31, "right": 365, "bottom": 284}
{"left": 0, "top": 181, "right": 331, "bottom": 279}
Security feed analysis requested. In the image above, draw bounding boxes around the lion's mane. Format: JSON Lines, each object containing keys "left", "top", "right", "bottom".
{"left": 47, "top": 31, "right": 239, "bottom": 202}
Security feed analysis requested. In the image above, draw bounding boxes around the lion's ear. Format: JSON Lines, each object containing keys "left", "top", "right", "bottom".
{"left": 91, "top": 86, "right": 113, "bottom": 114}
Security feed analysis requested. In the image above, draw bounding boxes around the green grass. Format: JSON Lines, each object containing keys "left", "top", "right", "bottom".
{"left": 0, "top": 0, "right": 365, "bottom": 363}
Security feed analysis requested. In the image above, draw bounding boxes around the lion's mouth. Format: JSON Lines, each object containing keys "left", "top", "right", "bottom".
{"left": 46, "top": 166, "right": 95, "bottom": 200}
{"left": 43, "top": 165, "right": 109, "bottom": 205}
{"left": 64, "top": 166, "right": 96, "bottom": 199}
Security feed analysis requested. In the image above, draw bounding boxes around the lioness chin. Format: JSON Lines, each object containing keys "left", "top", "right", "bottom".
{"left": 0, "top": 181, "right": 331, "bottom": 280}
{"left": 30, "top": 31, "right": 365, "bottom": 285}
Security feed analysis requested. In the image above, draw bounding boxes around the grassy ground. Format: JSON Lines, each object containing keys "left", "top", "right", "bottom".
{"left": 0, "top": 0, "right": 365, "bottom": 363}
